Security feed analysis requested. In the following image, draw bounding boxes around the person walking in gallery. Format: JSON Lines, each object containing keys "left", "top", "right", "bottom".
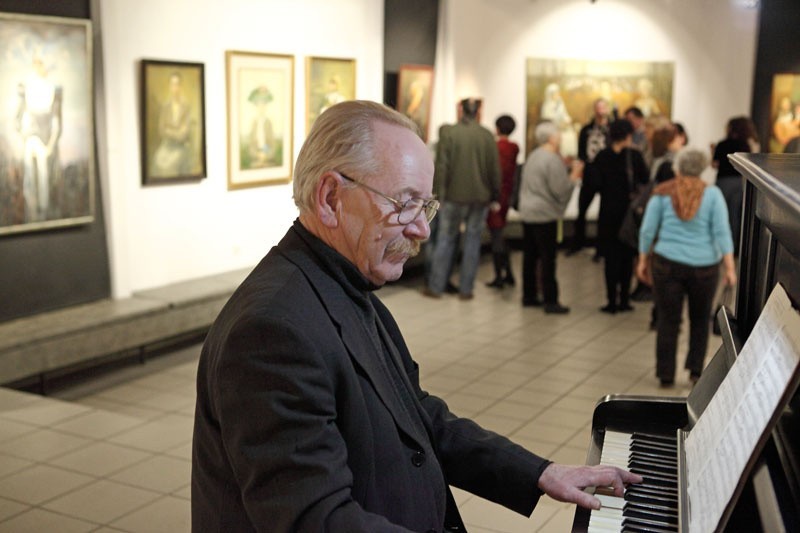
{"left": 712, "top": 116, "right": 760, "bottom": 254}
{"left": 423, "top": 97, "right": 501, "bottom": 300}
{"left": 585, "top": 119, "right": 649, "bottom": 314}
{"left": 191, "top": 100, "right": 641, "bottom": 532}
{"left": 568, "top": 98, "right": 612, "bottom": 258}
{"left": 485, "top": 114, "right": 520, "bottom": 289}
{"left": 636, "top": 147, "right": 736, "bottom": 387}
{"left": 517, "top": 121, "right": 583, "bottom": 313}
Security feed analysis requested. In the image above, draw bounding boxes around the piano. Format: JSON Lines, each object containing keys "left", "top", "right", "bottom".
{"left": 572, "top": 153, "right": 800, "bottom": 533}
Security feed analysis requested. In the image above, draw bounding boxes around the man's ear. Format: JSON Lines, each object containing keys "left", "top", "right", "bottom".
{"left": 315, "top": 171, "right": 341, "bottom": 228}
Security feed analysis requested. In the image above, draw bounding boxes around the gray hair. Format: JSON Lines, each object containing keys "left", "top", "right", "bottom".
{"left": 673, "top": 146, "right": 709, "bottom": 177}
{"left": 535, "top": 121, "right": 559, "bottom": 145}
{"left": 293, "top": 100, "right": 419, "bottom": 213}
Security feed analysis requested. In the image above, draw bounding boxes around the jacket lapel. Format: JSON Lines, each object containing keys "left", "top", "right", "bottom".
{"left": 276, "top": 232, "right": 428, "bottom": 447}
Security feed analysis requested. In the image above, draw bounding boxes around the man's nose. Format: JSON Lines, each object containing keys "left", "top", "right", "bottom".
{"left": 403, "top": 212, "right": 430, "bottom": 240}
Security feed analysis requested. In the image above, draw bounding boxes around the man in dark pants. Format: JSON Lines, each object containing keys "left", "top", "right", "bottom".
{"left": 569, "top": 98, "right": 612, "bottom": 259}
{"left": 192, "top": 100, "right": 640, "bottom": 532}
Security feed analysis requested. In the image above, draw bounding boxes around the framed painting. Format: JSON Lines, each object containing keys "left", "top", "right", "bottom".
{"left": 226, "top": 51, "right": 294, "bottom": 189}
{"left": 0, "top": 13, "right": 94, "bottom": 236}
{"left": 140, "top": 59, "right": 206, "bottom": 185}
{"left": 305, "top": 56, "right": 356, "bottom": 135}
{"left": 397, "top": 64, "right": 434, "bottom": 143}
{"left": 525, "top": 58, "right": 674, "bottom": 157}
{"left": 768, "top": 73, "right": 800, "bottom": 153}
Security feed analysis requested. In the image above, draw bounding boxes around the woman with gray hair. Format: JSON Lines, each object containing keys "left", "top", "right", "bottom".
{"left": 636, "top": 147, "right": 736, "bottom": 387}
{"left": 517, "top": 121, "right": 583, "bottom": 313}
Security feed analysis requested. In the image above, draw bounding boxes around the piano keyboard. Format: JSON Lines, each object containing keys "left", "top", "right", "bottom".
{"left": 588, "top": 430, "right": 681, "bottom": 532}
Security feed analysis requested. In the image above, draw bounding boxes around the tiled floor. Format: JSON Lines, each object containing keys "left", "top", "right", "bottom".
{"left": 0, "top": 249, "right": 713, "bottom": 532}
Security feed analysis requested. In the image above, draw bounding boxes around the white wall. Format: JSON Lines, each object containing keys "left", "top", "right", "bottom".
{"left": 97, "top": 0, "right": 759, "bottom": 298}
{"left": 98, "top": 0, "right": 384, "bottom": 298}
{"left": 432, "top": 0, "right": 759, "bottom": 168}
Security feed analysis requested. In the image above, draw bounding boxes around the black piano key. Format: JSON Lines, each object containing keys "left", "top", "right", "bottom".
{"left": 631, "top": 442, "right": 676, "bottom": 456}
{"left": 633, "top": 484, "right": 678, "bottom": 497}
{"left": 623, "top": 513, "right": 678, "bottom": 530}
{"left": 640, "top": 475, "right": 678, "bottom": 489}
{"left": 632, "top": 440, "right": 677, "bottom": 453}
{"left": 624, "top": 500, "right": 678, "bottom": 515}
{"left": 622, "top": 503, "right": 678, "bottom": 523}
{"left": 629, "top": 452, "right": 677, "bottom": 468}
{"left": 620, "top": 524, "right": 677, "bottom": 533}
{"left": 627, "top": 486, "right": 678, "bottom": 500}
{"left": 633, "top": 432, "right": 677, "bottom": 445}
{"left": 625, "top": 490, "right": 678, "bottom": 506}
{"left": 629, "top": 462, "right": 678, "bottom": 479}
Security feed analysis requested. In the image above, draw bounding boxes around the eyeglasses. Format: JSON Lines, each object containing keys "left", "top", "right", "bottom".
{"left": 338, "top": 172, "right": 440, "bottom": 225}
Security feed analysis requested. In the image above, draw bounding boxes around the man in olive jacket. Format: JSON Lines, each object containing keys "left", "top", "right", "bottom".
{"left": 191, "top": 101, "right": 640, "bottom": 532}
{"left": 424, "top": 98, "right": 501, "bottom": 300}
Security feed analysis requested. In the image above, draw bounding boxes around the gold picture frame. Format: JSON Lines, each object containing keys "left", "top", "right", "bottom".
{"left": 226, "top": 50, "right": 294, "bottom": 189}
{"left": 305, "top": 56, "right": 356, "bottom": 135}
{"left": 768, "top": 73, "right": 800, "bottom": 153}
{"left": 525, "top": 58, "right": 674, "bottom": 157}
{"left": 397, "top": 64, "right": 434, "bottom": 143}
{"left": 0, "top": 12, "right": 94, "bottom": 236}
{"left": 140, "top": 59, "right": 207, "bottom": 185}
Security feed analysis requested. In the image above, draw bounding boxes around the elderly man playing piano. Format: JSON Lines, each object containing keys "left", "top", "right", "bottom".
{"left": 191, "top": 100, "right": 640, "bottom": 532}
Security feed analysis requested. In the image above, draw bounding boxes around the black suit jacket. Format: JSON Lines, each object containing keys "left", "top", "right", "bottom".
{"left": 192, "top": 222, "right": 550, "bottom": 532}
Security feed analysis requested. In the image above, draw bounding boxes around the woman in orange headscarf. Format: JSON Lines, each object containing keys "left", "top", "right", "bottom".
{"left": 636, "top": 148, "right": 736, "bottom": 387}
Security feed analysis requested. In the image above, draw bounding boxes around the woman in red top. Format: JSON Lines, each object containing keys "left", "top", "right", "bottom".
{"left": 486, "top": 115, "right": 520, "bottom": 288}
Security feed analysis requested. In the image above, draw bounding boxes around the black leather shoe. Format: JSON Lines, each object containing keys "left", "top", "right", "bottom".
{"left": 618, "top": 303, "right": 634, "bottom": 312}
{"left": 544, "top": 303, "right": 570, "bottom": 314}
{"left": 503, "top": 275, "right": 515, "bottom": 287}
{"left": 522, "top": 298, "right": 543, "bottom": 307}
{"left": 600, "top": 304, "right": 617, "bottom": 314}
{"left": 485, "top": 278, "right": 504, "bottom": 289}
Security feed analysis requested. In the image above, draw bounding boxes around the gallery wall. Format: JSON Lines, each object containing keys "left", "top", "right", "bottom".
{"left": 98, "top": 0, "right": 384, "bottom": 298}
{"left": 430, "top": 0, "right": 760, "bottom": 172}
{"left": 0, "top": 0, "right": 776, "bottom": 321}
{"left": 0, "top": 0, "right": 111, "bottom": 322}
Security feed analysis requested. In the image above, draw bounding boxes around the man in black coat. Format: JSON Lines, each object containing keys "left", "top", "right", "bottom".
{"left": 191, "top": 100, "right": 640, "bottom": 532}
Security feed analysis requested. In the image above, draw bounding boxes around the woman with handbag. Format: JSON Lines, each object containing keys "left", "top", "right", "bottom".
{"left": 585, "top": 119, "right": 649, "bottom": 314}
{"left": 636, "top": 147, "right": 736, "bottom": 387}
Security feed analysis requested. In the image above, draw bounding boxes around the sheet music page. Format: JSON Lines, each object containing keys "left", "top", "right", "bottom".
{"left": 685, "top": 283, "right": 800, "bottom": 533}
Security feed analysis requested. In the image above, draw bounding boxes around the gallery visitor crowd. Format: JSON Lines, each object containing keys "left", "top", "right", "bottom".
{"left": 419, "top": 94, "right": 754, "bottom": 387}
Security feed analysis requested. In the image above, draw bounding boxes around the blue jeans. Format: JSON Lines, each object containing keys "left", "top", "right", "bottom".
{"left": 428, "top": 202, "right": 488, "bottom": 296}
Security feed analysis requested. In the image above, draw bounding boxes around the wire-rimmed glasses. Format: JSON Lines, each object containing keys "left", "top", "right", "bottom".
{"left": 338, "top": 172, "right": 439, "bottom": 224}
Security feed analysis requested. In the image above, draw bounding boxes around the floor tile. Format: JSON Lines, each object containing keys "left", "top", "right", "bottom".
{"left": 109, "top": 455, "right": 191, "bottom": 494}
{"left": 109, "top": 495, "right": 190, "bottom": 533}
{"left": 0, "top": 508, "right": 96, "bottom": 532}
{"left": 42, "top": 479, "right": 160, "bottom": 524}
{"left": 0, "top": 497, "right": 27, "bottom": 522}
{"left": 48, "top": 441, "right": 152, "bottom": 478}
{"left": 0, "top": 428, "right": 90, "bottom": 462}
{"left": 0, "top": 454, "right": 34, "bottom": 478}
{"left": 0, "top": 400, "right": 90, "bottom": 427}
{"left": 52, "top": 409, "right": 144, "bottom": 440}
{"left": 107, "top": 415, "right": 193, "bottom": 453}
{"left": 0, "top": 464, "right": 93, "bottom": 505}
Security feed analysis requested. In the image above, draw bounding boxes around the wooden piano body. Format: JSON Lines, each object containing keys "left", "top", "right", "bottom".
{"left": 572, "top": 154, "right": 800, "bottom": 532}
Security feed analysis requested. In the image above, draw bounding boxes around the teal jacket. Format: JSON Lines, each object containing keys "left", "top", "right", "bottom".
{"left": 434, "top": 119, "right": 501, "bottom": 204}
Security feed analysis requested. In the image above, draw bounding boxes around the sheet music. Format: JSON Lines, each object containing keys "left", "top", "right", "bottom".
{"left": 685, "top": 283, "right": 800, "bottom": 533}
